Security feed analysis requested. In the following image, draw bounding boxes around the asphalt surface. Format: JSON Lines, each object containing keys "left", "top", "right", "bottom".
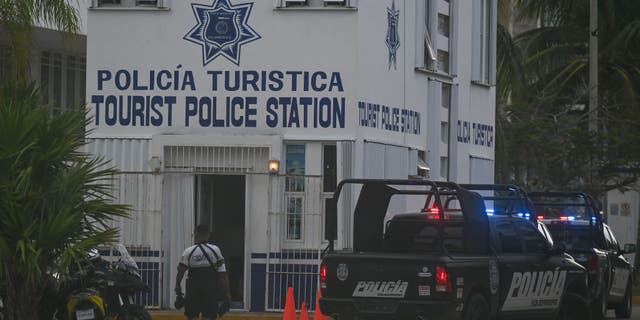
{"left": 605, "top": 306, "right": 640, "bottom": 319}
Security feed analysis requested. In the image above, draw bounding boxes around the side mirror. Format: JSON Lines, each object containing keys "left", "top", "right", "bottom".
{"left": 623, "top": 243, "right": 636, "bottom": 254}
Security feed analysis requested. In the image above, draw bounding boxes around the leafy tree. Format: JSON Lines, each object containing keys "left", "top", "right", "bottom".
{"left": 0, "top": 83, "right": 128, "bottom": 320}
{"left": 496, "top": 0, "right": 640, "bottom": 196}
{"left": 0, "top": 0, "right": 80, "bottom": 83}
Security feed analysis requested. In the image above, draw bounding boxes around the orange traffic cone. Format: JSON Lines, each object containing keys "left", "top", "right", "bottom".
{"left": 314, "top": 289, "right": 328, "bottom": 320}
{"left": 283, "top": 287, "right": 296, "bottom": 320}
{"left": 300, "top": 301, "right": 309, "bottom": 320}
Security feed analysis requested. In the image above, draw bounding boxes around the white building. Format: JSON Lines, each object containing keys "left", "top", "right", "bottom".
{"left": 5, "top": 0, "right": 498, "bottom": 311}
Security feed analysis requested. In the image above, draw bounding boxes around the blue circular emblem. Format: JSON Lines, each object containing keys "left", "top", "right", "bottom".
{"left": 215, "top": 21, "right": 229, "bottom": 34}
{"left": 336, "top": 263, "right": 349, "bottom": 281}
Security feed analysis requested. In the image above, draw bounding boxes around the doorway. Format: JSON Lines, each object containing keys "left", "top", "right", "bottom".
{"left": 196, "top": 175, "right": 246, "bottom": 308}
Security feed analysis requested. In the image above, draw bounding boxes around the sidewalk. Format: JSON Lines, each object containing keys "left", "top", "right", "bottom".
{"left": 150, "top": 310, "right": 282, "bottom": 320}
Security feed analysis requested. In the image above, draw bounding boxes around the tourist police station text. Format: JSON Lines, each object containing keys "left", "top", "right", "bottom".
{"left": 90, "top": 68, "right": 349, "bottom": 129}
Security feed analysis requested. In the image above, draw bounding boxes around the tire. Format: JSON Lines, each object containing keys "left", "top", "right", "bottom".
{"left": 614, "top": 281, "right": 632, "bottom": 319}
{"left": 590, "top": 292, "right": 607, "bottom": 320}
{"left": 463, "top": 293, "right": 490, "bottom": 320}
{"left": 119, "top": 305, "right": 151, "bottom": 320}
{"left": 557, "top": 292, "right": 591, "bottom": 320}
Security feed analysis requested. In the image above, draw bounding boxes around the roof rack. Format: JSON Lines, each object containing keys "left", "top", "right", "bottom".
{"left": 527, "top": 191, "right": 603, "bottom": 227}
{"left": 459, "top": 184, "right": 536, "bottom": 222}
{"left": 325, "top": 179, "right": 487, "bottom": 254}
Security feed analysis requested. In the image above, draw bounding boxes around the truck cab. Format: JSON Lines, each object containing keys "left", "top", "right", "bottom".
{"left": 530, "top": 191, "right": 636, "bottom": 319}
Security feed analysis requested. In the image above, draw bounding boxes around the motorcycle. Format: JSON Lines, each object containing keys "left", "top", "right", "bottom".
{"left": 57, "top": 244, "right": 151, "bottom": 320}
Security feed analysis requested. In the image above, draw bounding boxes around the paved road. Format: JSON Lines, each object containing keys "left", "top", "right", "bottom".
{"left": 605, "top": 306, "right": 640, "bottom": 319}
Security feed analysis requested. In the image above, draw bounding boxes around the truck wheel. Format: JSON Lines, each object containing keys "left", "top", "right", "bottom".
{"left": 463, "top": 293, "right": 489, "bottom": 320}
{"left": 557, "top": 292, "right": 591, "bottom": 320}
{"left": 614, "top": 281, "right": 632, "bottom": 319}
{"left": 590, "top": 292, "right": 606, "bottom": 320}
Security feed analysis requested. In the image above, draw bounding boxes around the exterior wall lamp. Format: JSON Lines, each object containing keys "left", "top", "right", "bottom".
{"left": 268, "top": 159, "right": 280, "bottom": 175}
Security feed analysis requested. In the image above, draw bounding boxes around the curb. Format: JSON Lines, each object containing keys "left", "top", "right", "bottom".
{"left": 151, "top": 299, "right": 640, "bottom": 319}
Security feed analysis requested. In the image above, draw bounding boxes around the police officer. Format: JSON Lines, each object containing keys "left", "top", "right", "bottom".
{"left": 175, "top": 225, "right": 231, "bottom": 320}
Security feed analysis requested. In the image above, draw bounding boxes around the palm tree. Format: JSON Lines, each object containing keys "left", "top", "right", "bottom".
{"left": 0, "top": 83, "right": 129, "bottom": 320}
{"left": 0, "top": 0, "right": 80, "bottom": 83}
{"left": 496, "top": 0, "right": 640, "bottom": 195}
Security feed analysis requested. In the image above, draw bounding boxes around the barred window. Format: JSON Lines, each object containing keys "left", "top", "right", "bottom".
{"left": 39, "top": 51, "right": 86, "bottom": 115}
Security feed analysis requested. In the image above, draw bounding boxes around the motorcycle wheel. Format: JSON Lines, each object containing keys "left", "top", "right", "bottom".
{"left": 119, "top": 305, "right": 151, "bottom": 320}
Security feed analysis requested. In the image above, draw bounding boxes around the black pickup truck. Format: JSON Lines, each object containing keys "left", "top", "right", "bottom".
{"left": 529, "top": 192, "right": 636, "bottom": 319}
{"left": 319, "top": 179, "right": 590, "bottom": 320}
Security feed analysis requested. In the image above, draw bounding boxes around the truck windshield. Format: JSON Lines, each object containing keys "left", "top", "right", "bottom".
{"left": 383, "top": 219, "right": 465, "bottom": 253}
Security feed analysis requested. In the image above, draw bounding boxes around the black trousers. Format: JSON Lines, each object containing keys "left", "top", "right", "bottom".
{"left": 185, "top": 268, "right": 219, "bottom": 319}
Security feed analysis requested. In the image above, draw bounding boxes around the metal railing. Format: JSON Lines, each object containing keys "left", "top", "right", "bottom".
{"left": 266, "top": 175, "right": 326, "bottom": 311}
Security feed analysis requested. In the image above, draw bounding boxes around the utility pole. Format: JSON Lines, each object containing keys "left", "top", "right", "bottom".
{"left": 589, "top": 0, "right": 598, "bottom": 132}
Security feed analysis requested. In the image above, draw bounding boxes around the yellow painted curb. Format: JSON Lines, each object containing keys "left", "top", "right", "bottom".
{"left": 633, "top": 296, "right": 640, "bottom": 305}
{"left": 151, "top": 311, "right": 282, "bottom": 320}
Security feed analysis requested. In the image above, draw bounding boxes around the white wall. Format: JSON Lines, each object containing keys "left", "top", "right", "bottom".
{"left": 87, "top": 1, "right": 357, "bottom": 139}
{"left": 607, "top": 189, "right": 640, "bottom": 266}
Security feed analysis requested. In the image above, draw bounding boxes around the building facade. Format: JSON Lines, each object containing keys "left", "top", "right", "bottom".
{"left": 86, "top": 0, "right": 495, "bottom": 311}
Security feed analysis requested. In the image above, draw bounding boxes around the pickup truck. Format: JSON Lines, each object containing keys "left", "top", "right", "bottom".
{"left": 529, "top": 191, "right": 636, "bottom": 319}
{"left": 319, "top": 179, "right": 590, "bottom": 320}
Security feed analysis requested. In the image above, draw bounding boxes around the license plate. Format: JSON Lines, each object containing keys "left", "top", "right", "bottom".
{"left": 76, "top": 309, "right": 95, "bottom": 320}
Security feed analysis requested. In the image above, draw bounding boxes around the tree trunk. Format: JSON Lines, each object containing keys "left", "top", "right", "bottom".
{"left": 5, "top": 273, "right": 42, "bottom": 320}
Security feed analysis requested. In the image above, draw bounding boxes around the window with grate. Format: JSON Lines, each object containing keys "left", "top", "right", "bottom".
{"left": 285, "top": 144, "right": 306, "bottom": 240}
{"left": 278, "top": 0, "right": 353, "bottom": 9}
{"left": 93, "top": 0, "right": 166, "bottom": 9}
{"left": 40, "top": 51, "right": 86, "bottom": 115}
{"left": 472, "top": 0, "right": 494, "bottom": 84}
{"left": 422, "top": 0, "right": 453, "bottom": 74}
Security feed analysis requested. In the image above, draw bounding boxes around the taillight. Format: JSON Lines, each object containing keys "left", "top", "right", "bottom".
{"left": 320, "top": 264, "right": 328, "bottom": 286}
{"left": 435, "top": 266, "right": 452, "bottom": 293}
{"left": 426, "top": 207, "right": 450, "bottom": 221}
{"left": 587, "top": 255, "right": 598, "bottom": 273}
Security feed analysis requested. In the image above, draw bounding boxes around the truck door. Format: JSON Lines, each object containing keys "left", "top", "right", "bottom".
{"left": 491, "top": 218, "right": 527, "bottom": 320}
{"left": 513, "top": 219, "right": 566, "bottom": 318}
{"left": 604, "top": 224, "right": 631, "bottom": 300}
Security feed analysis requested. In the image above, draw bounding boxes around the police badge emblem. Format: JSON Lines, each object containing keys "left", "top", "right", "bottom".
{"left": 336, "top": 263, "right": 349, "bottom": 281}
{"left": 385, "top": 0, "right": 400, "bottom": 70}
{"left": 184, "top": 0, "right": 261, "bottom": 66}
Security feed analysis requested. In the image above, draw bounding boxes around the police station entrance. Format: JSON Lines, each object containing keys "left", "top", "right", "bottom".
{"left": 195, "top": 175, "right": 246, "bottom": 309}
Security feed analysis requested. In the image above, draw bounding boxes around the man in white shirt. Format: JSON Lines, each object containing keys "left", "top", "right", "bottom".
{"left": 175, "top": 225, "right": 232, "bottom": 320}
